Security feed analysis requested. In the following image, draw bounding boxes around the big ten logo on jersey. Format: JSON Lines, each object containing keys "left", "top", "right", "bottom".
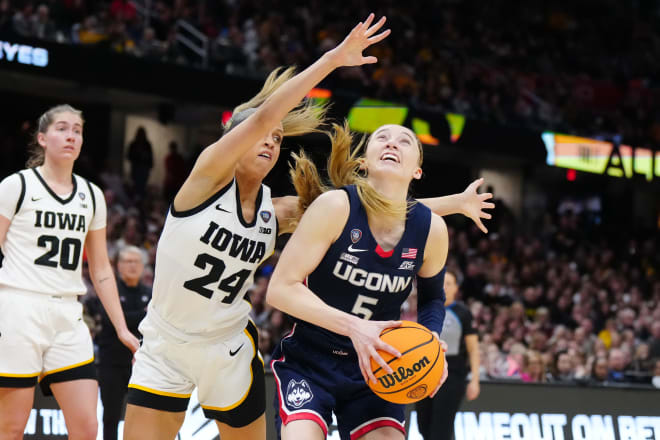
{"left": 199, "top": 221, "right": 266, "bottom": 264}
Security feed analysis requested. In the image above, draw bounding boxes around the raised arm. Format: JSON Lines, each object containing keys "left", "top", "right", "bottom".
{"left": 175, "top": 14, "right": 391, "bottom": 211}
{"left": 267, "top": 190, "right": 402, "bottom": 384}
{"left": 417, "top": 178, "right": 494, "bottom": 233}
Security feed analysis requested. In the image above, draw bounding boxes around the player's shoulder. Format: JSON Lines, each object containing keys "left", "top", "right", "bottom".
{"left": 1, "top": 169, "right": 26, "bottom": 184}
{"left": 310, "top": 189, "right": 350, "bottom": 212}
{"left": 428, "top": 212, "right": 448, "bottom": 238}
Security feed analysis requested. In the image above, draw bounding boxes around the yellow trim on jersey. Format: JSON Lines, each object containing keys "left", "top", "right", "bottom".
{"left": 39, "top": 357, "right": 94, "bottom": 379}
{"left": 202, "top": 322, "right": 259, "bottom": 412}
{"left": 0, "top": 372, "right": 40, "bottom": 378}
{"left": 128, "top": 384, "right": 192, "bottom": 399}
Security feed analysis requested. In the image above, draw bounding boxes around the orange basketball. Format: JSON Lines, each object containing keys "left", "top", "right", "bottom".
{"left": 368, "top": 321, "right": 444, "bottom": 404}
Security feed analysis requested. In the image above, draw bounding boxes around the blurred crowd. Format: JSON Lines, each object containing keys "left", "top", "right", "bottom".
{"left": 2, "top": 0, "right": 660, "bottom": 146}
{"left": 74, "top": 170, "right": 660, "bottom": 388}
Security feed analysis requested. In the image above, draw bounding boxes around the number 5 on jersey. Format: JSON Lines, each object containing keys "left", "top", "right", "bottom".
{"left": 183, "top": 253, "right": 251, "bottom": 304}
{"left": 352, "top": 294, "right": 379, "bottom": 320}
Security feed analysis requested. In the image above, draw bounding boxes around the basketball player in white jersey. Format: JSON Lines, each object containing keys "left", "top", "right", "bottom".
{"left": 0, "top": 104, "right": 140, "bottom": 440}
{"left": 124, "top": 14, "right": 493, "bottom": 440}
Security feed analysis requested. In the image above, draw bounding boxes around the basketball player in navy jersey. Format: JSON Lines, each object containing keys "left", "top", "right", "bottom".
{"left": 0, "top": 105, "right": 139, "bottom": 440}
{"left": 124, "top": 14, "right": 491, "bottom": 440}
{"left": 267, "top": 122, "right": 452, "bottom": 440}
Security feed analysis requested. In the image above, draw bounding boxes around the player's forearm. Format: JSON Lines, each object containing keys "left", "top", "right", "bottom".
{"left": 267, "top": 280, "right": 357, "bottom": 337}
{"left": 466, "top": 335, "right": 481, "bottom": 380}
{"left": 417, "top": 194, "right": 465, "bottom": 217}
{"left": 90, "top": 265, "right": 130, "bottom": 334}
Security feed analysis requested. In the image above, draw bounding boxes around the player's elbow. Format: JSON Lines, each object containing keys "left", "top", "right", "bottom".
{"left": 265, "top": 278, "right": 284, "bottom": 309}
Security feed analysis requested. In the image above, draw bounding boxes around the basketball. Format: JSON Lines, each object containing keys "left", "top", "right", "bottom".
{"left": 368, "top": 321, "right": 444, "bottom": 404}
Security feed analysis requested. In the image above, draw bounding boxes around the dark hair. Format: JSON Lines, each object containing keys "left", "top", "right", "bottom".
{"left": 27, "top": 104, "right": 84, "bottom": 168}
{"left": 445, "top": 268, "right": 460, "bottom": 285}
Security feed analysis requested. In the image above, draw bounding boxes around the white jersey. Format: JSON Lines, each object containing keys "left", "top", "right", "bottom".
{"left": 0, "top": 168, "right": 106, "bottom": 297}
{"left": 149, "top": 179, "right": 277, "bottom": 338}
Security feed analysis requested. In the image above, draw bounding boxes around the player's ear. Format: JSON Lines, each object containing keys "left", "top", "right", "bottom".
{"left": 37, "top": 132, "right": 47, "bottom": 148}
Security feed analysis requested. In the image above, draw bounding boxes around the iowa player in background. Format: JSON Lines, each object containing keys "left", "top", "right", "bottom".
{"left": 0, "top": 105, "right": 140, "bottom": 440}
{"left": 267, "top": 122, "right": 454, "bottom": 440}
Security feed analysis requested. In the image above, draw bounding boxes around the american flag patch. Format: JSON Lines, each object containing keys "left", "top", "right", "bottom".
{"left": 401, "top": 248, "right": 417, "bottom": 259}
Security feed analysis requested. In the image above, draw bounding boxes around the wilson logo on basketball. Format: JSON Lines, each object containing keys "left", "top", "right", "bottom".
{"left": 376, "top": 356, "right": 430, "bottom": 388}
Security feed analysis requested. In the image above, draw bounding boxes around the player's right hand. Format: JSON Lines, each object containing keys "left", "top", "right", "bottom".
{"left": 429, "top": 336, "right": 448, "bottom": 398}
{"left": 118, "top": 328, "right": 140, "bottom": 354}
{"left": 327, "top": 13, "right": 391, "bottom": 68}
{"left": 348, "top": 318, "right": 401, "bottom": 385}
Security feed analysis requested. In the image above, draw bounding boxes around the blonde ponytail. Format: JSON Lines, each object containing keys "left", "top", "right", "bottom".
{"left": 290, "top": 121, "right": 416, "bottom": 228}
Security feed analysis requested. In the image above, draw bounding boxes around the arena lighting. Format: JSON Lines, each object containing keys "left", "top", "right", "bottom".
{"left": 347, "top": 98, "right": 446, "bottom": 146}
{"left": 221, "top": 110, "right": 232, "bottom": 126}
{"left": 542, "top": 132, "right": 659, "bottom": 181}
{"left": 445, "top": 113, "right": 466, "bottom": 143}
{"left": 0, "top": 41, "right": 48, "bottom": 67}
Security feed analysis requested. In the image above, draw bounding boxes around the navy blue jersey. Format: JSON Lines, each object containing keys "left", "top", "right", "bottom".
{"left": 296, "top": 185, "right": 432, "bottom": 352}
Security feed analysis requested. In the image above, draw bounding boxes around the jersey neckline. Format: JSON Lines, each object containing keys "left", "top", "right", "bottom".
{"left": 31, "top": 167, "right": 78, "bottom": 205}
{"left": 235, "top": 179, "right": 264, "bottom": 228}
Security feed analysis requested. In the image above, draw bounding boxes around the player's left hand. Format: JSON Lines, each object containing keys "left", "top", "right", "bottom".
{"left": 460, "top": 178, "right": 494, "bottom": 234}
{"left": 328, "top": 13, "right": 391, "bottom": 68}
{"left": 118, "top": 328, "right": 140, "bottom": 354}
{"left": 466, "top": 378, "right": 480, "bottom": 400}
{"left": 429, "top": 333, "right": 448, "bottom": 398}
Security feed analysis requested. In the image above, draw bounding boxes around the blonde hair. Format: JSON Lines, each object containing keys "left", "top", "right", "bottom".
{"left": 27, "top": 104, "right": 84, "bottom": 168}
{"left": 289, "top": 121, "right": 423, "bottom": 228}
{"left": 224, "top": 66, "right": 327, "bottom": 137}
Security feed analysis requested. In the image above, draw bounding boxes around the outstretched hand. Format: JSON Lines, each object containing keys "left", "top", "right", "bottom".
{"left": 329, "top": 13, "right": 391, "bottom": 68}
{"left": 461, "top": 178, "right": 494, "bottom": 233}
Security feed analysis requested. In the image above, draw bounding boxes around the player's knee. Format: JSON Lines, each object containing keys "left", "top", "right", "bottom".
{"left": 68, "top": 417, "right": 98, "bottom": 440}
{"left": 369, "top": 426, "right": 405, "bottom": 440}
{"left": 0, "top": 422, "right": 27, "bottom": 440}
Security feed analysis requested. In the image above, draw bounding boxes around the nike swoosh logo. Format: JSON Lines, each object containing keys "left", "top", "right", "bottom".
{"left": 348, "top": 244, "right": 368, "bottom": 253}
{"left": 31, "top": 197, "right": 42, "bottom": 202}
{"left": 229, "top": 343, "right": 244, "bottom": 356}
{"left": 216, "top": 204, "right": 231, "bottom": 213}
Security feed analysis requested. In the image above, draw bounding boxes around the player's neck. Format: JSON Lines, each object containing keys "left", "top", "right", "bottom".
{"left": 38, "top": 162, "right": 74, "bottom": 187}
{"left": 235, "top": 173, "right": 262, "bottom": 203}
{"left": 367, "top": 175, "right": 409, "bottom": 203}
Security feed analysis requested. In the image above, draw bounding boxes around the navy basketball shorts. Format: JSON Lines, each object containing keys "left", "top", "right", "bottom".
{"left": 270, "top": 325, "right": 406, "bottom": 440}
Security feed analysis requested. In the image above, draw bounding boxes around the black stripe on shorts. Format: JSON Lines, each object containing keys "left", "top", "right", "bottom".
{"left": 127, "top": 387, "right": 190, "bottom": 412}
{"left": 202, "top": 321, "right": 266, "bottom": 427}
{"left": 39, "top": 361, "right": 97, "bottom": 396}
{"left": 0, "top": 375, "right": 38, "bottom": 388}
